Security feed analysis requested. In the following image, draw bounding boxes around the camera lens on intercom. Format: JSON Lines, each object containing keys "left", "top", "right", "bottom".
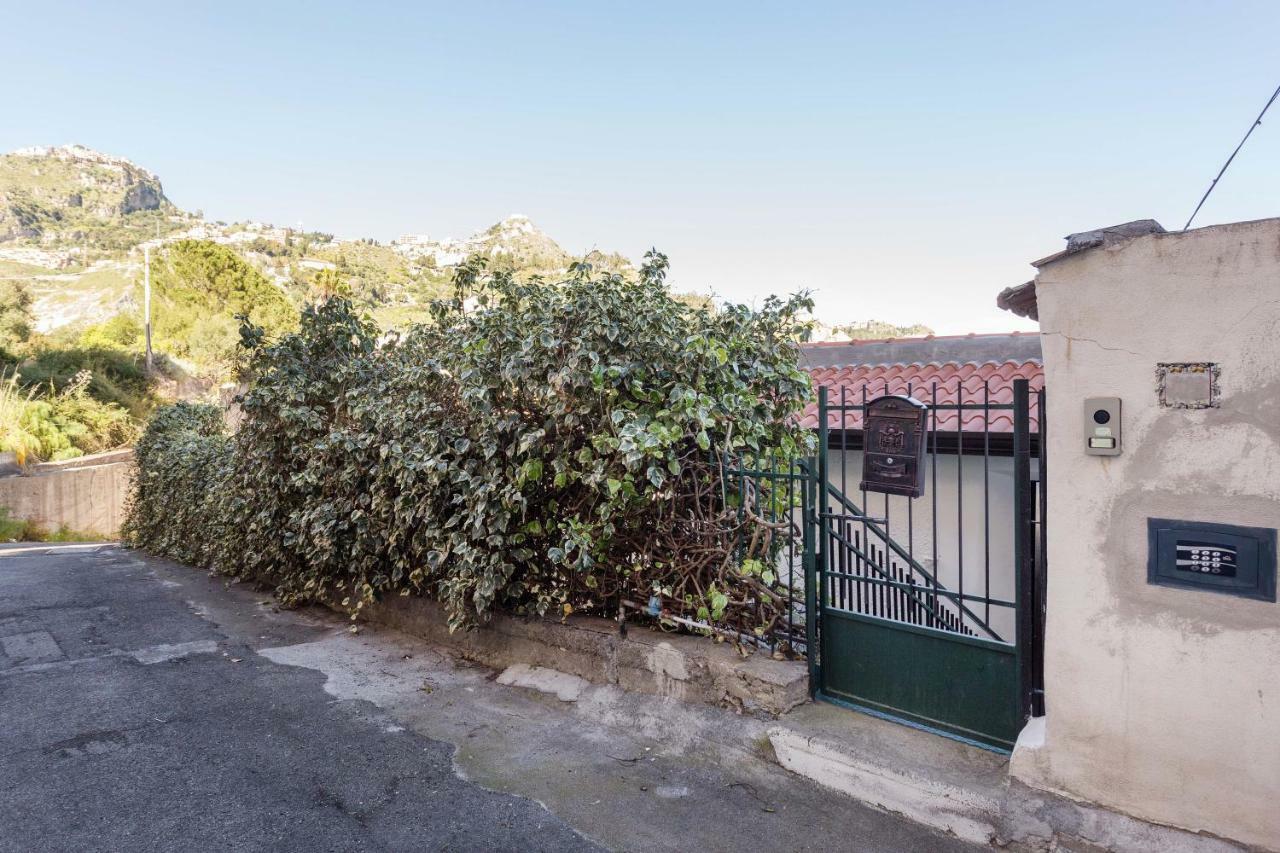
{"left": 1092, "top": 409, "right": 1111, "bottom": 425}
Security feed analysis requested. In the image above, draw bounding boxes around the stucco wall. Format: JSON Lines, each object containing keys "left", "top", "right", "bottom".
{"left": 1009, "top": 219, "right": 1280, "bottom": 849}
{"left": 0, "top": 450, "right": 134, "bottom": 538}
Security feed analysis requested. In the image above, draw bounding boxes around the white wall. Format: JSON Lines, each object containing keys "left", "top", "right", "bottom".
{"left": 826, "top": 449, "right": 1020, "bottom": 640}
{"left": 1009, "top": 219, "right": 1280, "bottom": 850}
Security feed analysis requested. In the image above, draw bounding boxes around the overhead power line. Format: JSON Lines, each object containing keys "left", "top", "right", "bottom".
{"left": 1183, "top": 81, "right": 1280, "bottom": 231}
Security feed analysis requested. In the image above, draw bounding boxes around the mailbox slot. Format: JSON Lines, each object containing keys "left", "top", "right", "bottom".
{"left": 860, "top": 395, "right": 929, "bottom": 498}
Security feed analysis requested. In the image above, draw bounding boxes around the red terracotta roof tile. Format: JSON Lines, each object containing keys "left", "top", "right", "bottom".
{"left": 801, "top": 360, "right": 1044, "bottom": 433}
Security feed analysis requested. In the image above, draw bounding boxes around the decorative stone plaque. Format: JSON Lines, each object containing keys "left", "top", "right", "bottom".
{"left": 1156, "top": 363, "right": 1220, "bottom": 409}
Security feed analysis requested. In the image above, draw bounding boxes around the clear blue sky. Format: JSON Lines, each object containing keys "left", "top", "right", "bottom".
{"left": 5, "top": 1, "right": 1279, "bottom": 333}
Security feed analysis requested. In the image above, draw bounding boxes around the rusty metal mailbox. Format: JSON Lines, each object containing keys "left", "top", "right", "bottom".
{"left": 860, "top": 395, "right": 929, "bottom": 498}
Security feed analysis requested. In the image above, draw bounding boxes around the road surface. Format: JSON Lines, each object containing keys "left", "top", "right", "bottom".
{"left": 0, "top": 544, "right": 982, "bottom": 852}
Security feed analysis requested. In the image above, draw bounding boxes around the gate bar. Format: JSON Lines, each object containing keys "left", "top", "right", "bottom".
{"left": 1033, "top": 387, "right": 1048, "bottom": 717}
{"left": 809, "top": 386, "right": 830, "bottom": 696}
{"left": 1013, "top": 378, "right": 1038, "bottom": 719}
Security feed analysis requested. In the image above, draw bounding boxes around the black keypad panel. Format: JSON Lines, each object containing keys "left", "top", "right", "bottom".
{"left": 1149, "top": 518, "right": 1276, "bottom": 601}
{"left": 1175, "top": 540, "right": 1238, "bottom": 577}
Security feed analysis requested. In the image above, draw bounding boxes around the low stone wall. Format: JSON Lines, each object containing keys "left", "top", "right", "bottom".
{"left": 0, "top": 449, "right": 134, "bottom": 538}
{"left": 360, "top": 595, "right": 809, "bottom": 716}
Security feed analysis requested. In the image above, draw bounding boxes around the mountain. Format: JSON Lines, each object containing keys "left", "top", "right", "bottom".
{"left": 807, "top": 319, "right": 935, "bottom": 342}
{"left": 392, "top": 214, "right": 570, "bottom": 271}
{"left": 0, "top": 145, "right": 632, "bottom": 335}
{"left": 0, "top": 145, "right": 926, "bottom": 354}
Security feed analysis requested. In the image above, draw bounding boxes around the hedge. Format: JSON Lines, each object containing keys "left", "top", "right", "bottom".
{"left": 124, "top": 253, "right": 813, "bottom": 639}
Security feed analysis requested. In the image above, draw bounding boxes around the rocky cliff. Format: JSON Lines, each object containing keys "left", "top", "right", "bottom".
{"left": 0, "top": 144, "right": 170, "bottom": 241}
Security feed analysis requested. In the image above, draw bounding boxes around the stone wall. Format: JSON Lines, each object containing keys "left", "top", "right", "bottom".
{"left": 0, "top": 450, "right": 134, "bottom": 538}
{"left": 356, "top": 594, "right": 809, "bottom": 716}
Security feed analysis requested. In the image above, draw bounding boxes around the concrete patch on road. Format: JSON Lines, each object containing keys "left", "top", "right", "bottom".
{"left": 129, "top": 639, "right": 220, "bottom": 664}
{"left": 0, "top": 630, "right": 64, "bottom": 666}
{"left": 260, "top": 632, "right": 459, "bottom": 707}
{"left": 497, "top": 663, "right": 590, "bottom": 701}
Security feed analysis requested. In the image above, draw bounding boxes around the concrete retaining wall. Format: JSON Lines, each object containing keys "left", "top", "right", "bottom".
{"left": 0, "top": 450, "right": 134, "bottom": 538}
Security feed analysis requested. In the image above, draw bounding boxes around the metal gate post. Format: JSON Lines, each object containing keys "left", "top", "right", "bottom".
{"left": 803, "top": 462, "right": 819, "bottom": 696}
{"left": 1033, "top": 387, "right": 1048, "bottom": 717}
{"left": 806, "top": 386, "right": 829, "bottom": 696}
{"left": 1012, "top": 379, "right": 1038, "bottom": 720}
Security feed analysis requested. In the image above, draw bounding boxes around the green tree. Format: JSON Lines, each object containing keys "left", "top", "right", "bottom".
{"left": 148, "top": 240, "right": 298, "bottom": 371}
{"left": 311, "top": 268, "right": 350, "bottom": 301}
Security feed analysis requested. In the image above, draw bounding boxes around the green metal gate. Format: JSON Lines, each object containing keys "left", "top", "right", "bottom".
{"left": 804, "top": 378, "right": 1046, "bottom": 751}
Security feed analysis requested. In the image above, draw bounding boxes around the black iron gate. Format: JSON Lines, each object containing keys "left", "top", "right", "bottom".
{"left": 804, "top": 377, "right": 1046, "bottom": 751}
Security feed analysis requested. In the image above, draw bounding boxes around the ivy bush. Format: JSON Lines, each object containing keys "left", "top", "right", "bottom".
{"left": 125, "top": 254, "right": 814, "bottom": 639}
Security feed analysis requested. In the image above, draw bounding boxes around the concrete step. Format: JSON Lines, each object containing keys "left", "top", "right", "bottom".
{"left": 770, "top": 705, "right": 1254, "bottom": 852}
{"left": 768, "top": 701, "right": 1008, "bottom": 845}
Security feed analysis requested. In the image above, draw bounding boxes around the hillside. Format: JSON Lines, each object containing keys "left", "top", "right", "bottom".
{"left": 0, "top": 145, "right": 647, "bottom": 338}
{"left": 0, "top": 144, "right": 929, "bottom": 470}
{"left": 807, "top": 319, "right": 935, "bottom": 342}
{"left": 0, "top": 145, "right": 184, "bottom": 248}
{"left": 0, "top": 144, "right": 923, "bottom": 355}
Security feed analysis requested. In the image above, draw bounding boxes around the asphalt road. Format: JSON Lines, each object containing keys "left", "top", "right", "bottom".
{"left": 0, "top": 544, "right": 983, "bottom": 853}
{"left": 0, "top": 544, "right": 599, "bottom": 853}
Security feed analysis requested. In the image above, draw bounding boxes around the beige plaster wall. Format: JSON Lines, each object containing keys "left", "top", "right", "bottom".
{"left": 1009, "top": 219, "right": 1280, "bottom": 849}
{"left": 0, "top": 450, "right": 134, "bottom": 538}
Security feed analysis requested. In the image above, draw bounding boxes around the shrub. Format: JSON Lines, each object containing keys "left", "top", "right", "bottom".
{"left": 77, "top": 313, "right": 144, "bottom": 351}
{"left": 41, "top": 370, "right": 138, "bottom": 454}
{"left": 0, "top": 368, "right": 138, "bottom": 464}
{"left": 123, "top": 401, "right": 230, "bottom": 565}
{"left": 0, "top": 279, "right": 34, "bottom": 350}
{"left": 0, "top": 506, "right": 106, "bottom": 542}
{"left": 14, "top": 342, "right": 152, "bottom": 416}
{"left": 0, "top": 374, "right": 45, "bottom": 465}
{"left": 125, "top": 254, "right": 814, "bottom": 638}
{"left": 0, "top": 507, "right": 32, "bottom": 540}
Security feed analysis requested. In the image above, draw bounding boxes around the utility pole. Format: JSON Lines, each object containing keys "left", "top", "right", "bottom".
{"left": 143, "top": 245, "right": 153, "bottom": 374}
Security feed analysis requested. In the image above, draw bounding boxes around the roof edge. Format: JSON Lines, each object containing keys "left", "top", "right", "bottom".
{"left": 996, "top": 280, "right": 1037, "bottom": 320}
{"left": 800, "top": 330, "right": 1032, "bottom": 349}
{"left": 800, "top": 332, "right": 1042, "bottom": 370}
{"left": 806, "top": 356, "right": 1043, "bottom": 372}
{"left": 1031, "top": 219, "right": 1166, "bottom": 268}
